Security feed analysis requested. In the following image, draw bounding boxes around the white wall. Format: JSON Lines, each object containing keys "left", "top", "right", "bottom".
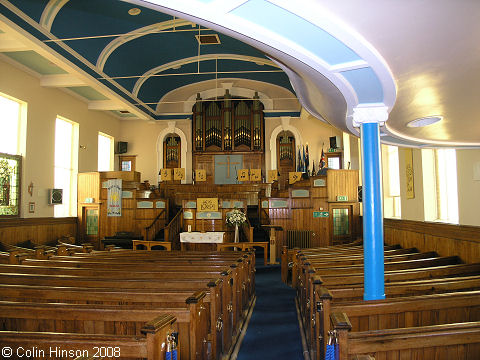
{"left": 118, "top": 118, "right": 192, "bottom": 184}
{"left": 456, "top": 149, "right": 480, "bottom": 226}
{"left": 264, "top": 111, "right": 343, "bottom": 172}
{"left": 0, "top": 58, "right": 120, "bottom": 218}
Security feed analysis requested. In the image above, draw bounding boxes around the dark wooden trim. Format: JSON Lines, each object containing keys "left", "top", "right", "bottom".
{"left": 0, "top": 217, "right": 78, "bottom": 228}
{"left": 384, "top": 218, "right": 480, "bottom": 243}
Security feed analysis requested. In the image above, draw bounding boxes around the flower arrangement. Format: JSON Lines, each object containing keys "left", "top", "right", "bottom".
{"left": 226, "top": 209, "right": 246, "bottom": 227}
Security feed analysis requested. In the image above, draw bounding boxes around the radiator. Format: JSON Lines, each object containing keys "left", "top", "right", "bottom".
{"left": 286, "top": 230, "right": 312, "bottom": 249}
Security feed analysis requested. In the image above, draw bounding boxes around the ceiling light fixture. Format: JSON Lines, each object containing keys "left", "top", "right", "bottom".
{"left": 406, "top": 116, "right": 442, "bottom": 128}
{"left": 128, "top": 8, "right": 141, "bottom": 16}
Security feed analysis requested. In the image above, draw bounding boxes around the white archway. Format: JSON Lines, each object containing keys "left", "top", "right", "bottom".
{"left": 269, "top": 117, "right": 303, "bottom": 171}
{"left": 156, "top": 121, "right": 188, "bottom": 184}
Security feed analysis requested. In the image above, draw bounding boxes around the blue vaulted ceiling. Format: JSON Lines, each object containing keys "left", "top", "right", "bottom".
{"left": 1, "top": 0, "right": 295, "bottom": 119}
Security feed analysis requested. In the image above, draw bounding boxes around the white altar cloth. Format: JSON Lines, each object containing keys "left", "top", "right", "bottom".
{"left": 180, "top": 232, "right": 225, "bottom": 244}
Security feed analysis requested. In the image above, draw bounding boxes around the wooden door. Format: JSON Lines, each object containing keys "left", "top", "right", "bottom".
{"left": 329, "top": 204, "right": 354, "bottom": 245}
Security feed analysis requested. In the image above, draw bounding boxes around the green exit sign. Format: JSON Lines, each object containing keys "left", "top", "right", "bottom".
{"left": 313, "top": 211, "right": 329, "bottom": 218}
{"left": 337, "top": 195, "right": 348, "bottom": 201}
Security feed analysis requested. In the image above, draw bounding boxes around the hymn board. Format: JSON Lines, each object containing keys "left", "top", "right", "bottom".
{"left": 192, "top": 89, "right": 265, "bottom": 184}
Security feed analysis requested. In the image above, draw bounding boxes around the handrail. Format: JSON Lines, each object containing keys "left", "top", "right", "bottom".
{"left": 143, "top": 209, "right": 166, "bottom": 242}
{"left": 163, "top": 208, "right": 183, "bottom": 249}
{"left": 241, "top": 217, "right": 254, "bottom": 243}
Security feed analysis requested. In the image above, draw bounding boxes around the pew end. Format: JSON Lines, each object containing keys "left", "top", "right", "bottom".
{"left": 141, "top": 314, "right": 180, "bottom": 360}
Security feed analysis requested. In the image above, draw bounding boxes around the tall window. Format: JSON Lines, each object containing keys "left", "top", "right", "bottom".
{"left": 98, "top": 132, "right": 114, "bottom": 171}
{"left": 382, "top": 145, "right": 401, "bottom": 218}
{"left": 422, "top": 148, "right": 458, "bottom": 224}
{"left": 0, "top": 93, "right": 25, "bottom": 217}
{"left": 54, "top": 117, "right": 79, "bottom": 217}
{"left": 0, "top": 92, "right": 26, "bottom": 155}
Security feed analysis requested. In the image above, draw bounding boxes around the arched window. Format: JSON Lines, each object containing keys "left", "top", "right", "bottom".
{"left": 163, "top": 134, "right": 181, "bottom": 169}
{"left": 276, "top": 131, "right": 296, "bottom": 188}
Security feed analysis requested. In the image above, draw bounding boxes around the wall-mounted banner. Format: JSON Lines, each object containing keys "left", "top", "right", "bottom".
{"left": 289, "top": 172, "right": 302, "bottom": 184}
{"left": 106, "top": 179, "right": 122, "bottom": 217}
{"left": 405, "top": 148, "right": 415, "bottom": 199}
{"left": 250, "top": 169, "right": 261, "bottom": 181}
{"left": 160, "top": 168, "right": 172, "bottom": 181}
{"left": 197, "top": 198, "right": 219, "bottom": 212}
{"left": 267, "top": 170, "right": 278, "bottom": 183}
{"left": 195, "top": 169, "right": 206, "bottom": 182}
{"left": 174, "top": 168, "right": 185, "bottom": 180}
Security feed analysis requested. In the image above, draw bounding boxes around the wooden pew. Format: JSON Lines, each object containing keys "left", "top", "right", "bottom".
{"left": 295, "top": 243, "right": 480, "bottom": 359}
{"left": 332, "top": 313, "right": 480, "bottom": 360}
{"left": 0, "top": 284, "right": 213, "bottom": 359}
{"left": 0, "top": 301, "right": 205, "bottom": 359}
{"left": 0, "top": 314, "right": 178, "bottom": 360}
{"left": 311, "top": 289, "right": 480, "bottom": 360}
{"left": 0, "top": 249, "right": 255, "bottom": 358}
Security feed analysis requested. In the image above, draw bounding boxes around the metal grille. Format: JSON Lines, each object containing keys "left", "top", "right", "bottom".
{"left": 286, "top": 230, "right": 312, "bottom": 249}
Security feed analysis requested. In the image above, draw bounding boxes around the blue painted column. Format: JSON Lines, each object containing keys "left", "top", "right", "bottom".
{"left": 360, "top": 121, "right": 385, "bottom": 300}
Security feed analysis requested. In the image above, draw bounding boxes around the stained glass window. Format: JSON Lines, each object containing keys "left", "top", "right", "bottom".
{"left": 0, "top": 153, "right": 21, "bottom": 217}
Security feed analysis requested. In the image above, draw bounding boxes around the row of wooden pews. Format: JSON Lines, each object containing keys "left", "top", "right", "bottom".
{"left": 0, "top": 244, "right": 256, "bottom": 360}
{"left": 287, "top": 243, "right": 480, "bottom": 360}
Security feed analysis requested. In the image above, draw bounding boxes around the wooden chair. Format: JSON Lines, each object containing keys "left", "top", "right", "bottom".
{"left": 217, "top": 242, "right": 269, "bottom": 265}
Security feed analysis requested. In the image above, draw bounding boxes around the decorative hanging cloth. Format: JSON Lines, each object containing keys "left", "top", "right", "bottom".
{"left": 106, "top": 179, "right": 122, "bottom": 217}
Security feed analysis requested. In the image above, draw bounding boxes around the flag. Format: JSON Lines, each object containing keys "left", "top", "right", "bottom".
{"left": 297, "top": 146, "right": 301, "bottom": 172}
{"left": 302, "top": 145, "right": 306, "bottom": 173}
{"left": 305, "top": 143, "right": 310, "bottom": 173}
{"left": 319, "top": 149, "right": 326, "bottom": 173}
{"left": 312, "top": 159, "right": 316, "bottom": 176}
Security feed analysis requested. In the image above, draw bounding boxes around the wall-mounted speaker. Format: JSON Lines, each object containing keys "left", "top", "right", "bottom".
{"left": 116, "top": 141, "right": 128, "bottom": 154}
{"left": 48, "top": 188, "right": 63, "bottom": 205}
{"left": 329, "top": 136, "right": 341, "bottom": 150}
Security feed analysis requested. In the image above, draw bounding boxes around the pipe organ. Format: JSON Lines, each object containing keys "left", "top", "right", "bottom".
{"left": 192, "top": 90, "right": 265, "bottom": 184}
{"left": 193, "top": 90, "right": 264, "bottom": 153}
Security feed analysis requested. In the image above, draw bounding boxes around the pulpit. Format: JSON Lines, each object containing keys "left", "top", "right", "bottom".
{"left": 261, "top": 225, "right": 283, "bottom": 264}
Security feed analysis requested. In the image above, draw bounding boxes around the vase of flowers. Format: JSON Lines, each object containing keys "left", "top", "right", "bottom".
{"left": 226, "top": 209, "right": 246, "bottom": 243}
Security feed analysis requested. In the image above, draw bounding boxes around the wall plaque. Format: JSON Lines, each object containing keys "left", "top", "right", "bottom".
{"left": 197, "top": 198, "right": 219, "bottom": 212}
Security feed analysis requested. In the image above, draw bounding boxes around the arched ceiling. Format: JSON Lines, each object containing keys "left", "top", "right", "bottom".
{"left": 0, "top": 0, "right": 478, "bottom": 148}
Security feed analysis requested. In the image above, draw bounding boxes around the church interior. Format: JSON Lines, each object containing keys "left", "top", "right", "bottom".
{"left": 0, "top": 1, "right": 479, "bottom": 359}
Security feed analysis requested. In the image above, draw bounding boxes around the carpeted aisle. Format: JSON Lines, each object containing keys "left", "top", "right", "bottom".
{"left": 236, "top": 264, "right": 304, "bottom": 359}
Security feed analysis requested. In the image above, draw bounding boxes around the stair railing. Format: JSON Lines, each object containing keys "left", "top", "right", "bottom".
{"left": 241, "top": 217, "right": 254, "bottom": 243}
{"left": 163, "top": 208, "right": 183, "bottom": 249}
{"left": 143, "top": 209, "right": 166, "bottom": 242}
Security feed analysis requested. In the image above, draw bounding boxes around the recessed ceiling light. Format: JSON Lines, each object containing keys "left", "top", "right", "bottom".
{"left": 128, "top": 8, "right": 141, "bottom": 16}
{"left": 406, "top": 116, "right": 442, "bottom": 128}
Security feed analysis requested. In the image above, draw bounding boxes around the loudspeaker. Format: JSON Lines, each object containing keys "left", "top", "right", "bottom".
{"left": 358, "top": 186, "right": 363, "bottom": 202}
{"left": 48, "top": 188, "right": 63, "bottom": 205}
{"left": 329, "top": 136, "right": 341, "bottom": 150}
{"left": 117, "top": 141, "right": 128, "bottom": 154}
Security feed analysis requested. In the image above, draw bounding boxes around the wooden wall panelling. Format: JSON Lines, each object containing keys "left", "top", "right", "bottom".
{"left": 0, "top": 217, "right": 77, "bottom": 248}
{"left": 193, "top": 154, "right": 215, "bottom": 184}
{"left": 327, "top": 170, "right": 359, "bottom": 202}
{"left": 384, "top": 218, "right": 480, "bottom": 264}
{"left": 77, "top": 172, "right": 100, "bottom": 203}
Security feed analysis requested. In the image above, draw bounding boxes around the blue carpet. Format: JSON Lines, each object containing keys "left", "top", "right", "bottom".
{"left": 237, "top": 264, "right": 304, "bottom": 359}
